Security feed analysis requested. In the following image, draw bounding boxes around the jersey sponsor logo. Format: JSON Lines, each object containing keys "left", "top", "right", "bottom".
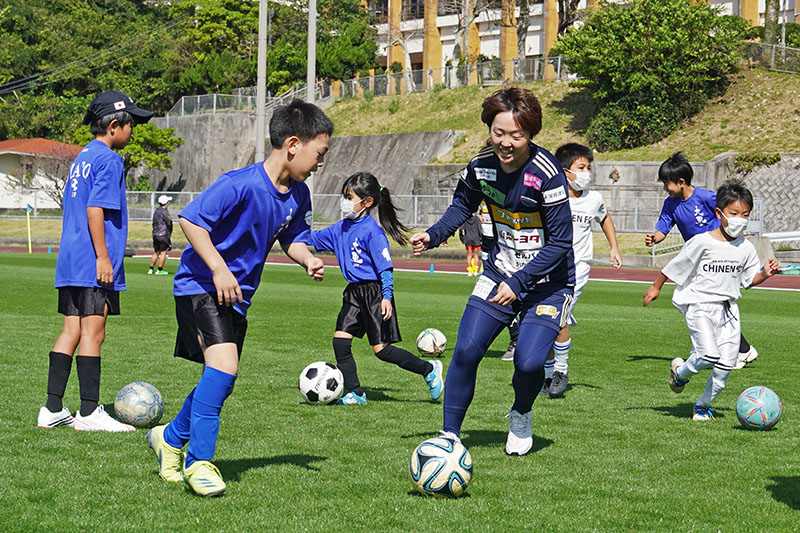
{"left": 475, "top": 168, "right": 497, "bottom": 181}
{"left": 481, "top": 182, "right": 506, "bottom": 204}
{"left": 535, "top": 304, "right": 559, "bottom": 318}
{"left": 572, "top": 213, "right": 594, "bottom": 225}
{"left": 543, "top": 186, "right": 567, "bottom": 205}
{"left": 702, "top": 261, "right": 744, "bottom": 274}
{"left": 489, "top": 204, "right": 542, "bottom": 230}
{"left": 694, "top": 205, "right": 711, "bottom": 227}
{"left": 304, "top": 210, "right": 313, "bottom": 226}
{"left": 350, "top": 237, "right": 364, "bottom": 266}
{"left": 520, "top": 195, "right": 538, "bottom": 207}
{"left": 523, "top": 173, "right": 542, "bottom": 190}
{"left": 382, "top": 247, "right": 391, "bottom": 262}
{"left": 497, "top": 228, "right": 544, "bottom": 251}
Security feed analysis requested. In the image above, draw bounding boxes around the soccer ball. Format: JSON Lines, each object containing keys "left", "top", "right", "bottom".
{"left": 409, "top": 436, "right": 472, "bottom": 498}
{"left": 416, "top": 328, "right": 447, "bottom": 356}
{"left": 114, "top": 382, "right": 164, "bottom": 428}
{"left": 298, "top": 361, "right": 344, "bottom": 404}
{"left": 736, "top": 386, "right": 783, "bottom": 431}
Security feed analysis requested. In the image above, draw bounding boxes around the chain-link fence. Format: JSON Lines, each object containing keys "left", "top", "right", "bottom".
{"left": 742, "top": 41, "right": 800, "bottom": 74}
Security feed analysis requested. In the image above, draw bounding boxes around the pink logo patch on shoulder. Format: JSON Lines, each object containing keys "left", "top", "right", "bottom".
{"left": 524, "top": 173, "right": 542, "bottom": 190}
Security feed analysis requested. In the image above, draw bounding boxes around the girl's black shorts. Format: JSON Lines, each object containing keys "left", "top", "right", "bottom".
{"left": 335, "top": 281, "right": 401, "bottom": 346}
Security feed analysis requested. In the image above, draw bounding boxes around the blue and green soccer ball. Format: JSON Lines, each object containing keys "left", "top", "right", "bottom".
{"left": 409, "top": 436, "right": 472, "bottom": 498}
{"left": 735, "top": 386, "right": 783, "bottom": 431}
{"left": 114, "top": 382, "right": 164, "bottom": 428}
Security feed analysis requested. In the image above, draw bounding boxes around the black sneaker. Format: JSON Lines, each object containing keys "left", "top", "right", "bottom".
{"left": 501, "top": 341, "right": 516, "bottom": 361}
{"left": 539, "top": 377, "right": 552, "bottom": 396}
{"left": 549, "top": 371, "right": 569, "bottom": 398}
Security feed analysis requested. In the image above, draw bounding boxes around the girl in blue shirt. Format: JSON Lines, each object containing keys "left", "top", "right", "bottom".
{"left": 309, "top": 172, "right": 443, "bottom": 405}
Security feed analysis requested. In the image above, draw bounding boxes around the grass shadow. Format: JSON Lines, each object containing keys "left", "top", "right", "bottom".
{"left": 401, "top": 429, "right": 553, "bottom": 453}
{"left": 547, "top": 88, "right": 597, "bottom": 135}
{"left": 766, "top": 476, "right": 800, "bottom": 510}
{"left": 648, "top": 403, "right": 730, "bottom": 419}
{"left": 627, "top": 355, "right": 673, "bottom": 363}
{"left": 216, "top": 454, "right": 327, "bottom": 483}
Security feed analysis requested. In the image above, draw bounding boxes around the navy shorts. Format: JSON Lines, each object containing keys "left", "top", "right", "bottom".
{"left": 174, "top": 292, "right": 248, "bottom": 364}
{"left": 335, "top": 281, "right": 401, "bottom": 346}
{"left": 58, "top": 286, "right": 120, "bottom": 316}
{"left": 466, "top": 277, "right": 573, "bottom": 333}
{"left": 153, "top": 236, "right": 171, "bottom": 253}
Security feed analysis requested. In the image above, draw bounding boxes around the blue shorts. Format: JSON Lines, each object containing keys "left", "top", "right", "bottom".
{"left": 465, "top": 277, "right": 573, "bottom": 333}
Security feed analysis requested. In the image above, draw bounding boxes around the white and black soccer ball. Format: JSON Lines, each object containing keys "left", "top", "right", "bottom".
{"left": 409, "top": 436, "right": 473, "bottom": 498}
{"left": 298, "top": 361, "right": 344, "bottom": 404}
{"left": 416, "top": 328, "right": 447, "bottom": 356}
{"left": 114, "top": 381, "right": 164, "bottom": 428}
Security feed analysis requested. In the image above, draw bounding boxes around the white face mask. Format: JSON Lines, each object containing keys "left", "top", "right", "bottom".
{"left": 340, "top": 197, "right": 366, "bottom": 220}
{"left": 567, "top": 170, "right": 592, "bottom": 191}
{"left": 720, "top": 211, "right": 748, "bottom": 238}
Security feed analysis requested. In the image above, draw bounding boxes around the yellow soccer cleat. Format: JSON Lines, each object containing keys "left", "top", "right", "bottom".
{"left": 146, "top": 425, "right": 183, "bottom": 483}
{"left": 183, "top": 460, "right": 227, "bottom": 497}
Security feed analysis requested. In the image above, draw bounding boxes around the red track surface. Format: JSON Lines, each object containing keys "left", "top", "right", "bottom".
{"left": 5, "top": 246, "right": 799, "bottom": 290}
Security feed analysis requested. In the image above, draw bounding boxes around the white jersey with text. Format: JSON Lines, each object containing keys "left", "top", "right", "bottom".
{"left": 569, "top": 189, "right": 607, "bottom": 264}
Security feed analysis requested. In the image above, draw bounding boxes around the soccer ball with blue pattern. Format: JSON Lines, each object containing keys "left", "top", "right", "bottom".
{"left": 416, "top": 328, "right": 447, "bottom": 356}
{"left": 409, "top": 436, "right": 472, "bottom": 498}
{"left": 736, "top": 386, "right": 783, "bottom": 431}
{"left": 114, "top": 382, "right": 164, "bottom": 428}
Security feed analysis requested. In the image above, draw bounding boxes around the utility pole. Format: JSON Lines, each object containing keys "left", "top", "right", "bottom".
{"left": 307, "top": 0, "right": 317, "bottom": 103}
{"left": 255, "top": 0, "right": 268, "bottom": 162}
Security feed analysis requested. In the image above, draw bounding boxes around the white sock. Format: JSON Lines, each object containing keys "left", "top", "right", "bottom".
{"left": 544, "top": 360, "right": 555, "bottom": 380}
{"left": 697, "top": 367, "right": 730, "bottom": 406}
{"left": 676, "top": 352, "right": 715, "bottom": 381}
{"left": 553, "top": 340, "right": 571, "bottom": 373}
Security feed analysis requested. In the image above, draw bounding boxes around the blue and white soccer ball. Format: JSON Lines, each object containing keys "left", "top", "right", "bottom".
{"left": 298, "top": 361, "right": 344, "bottom": 404}
{"left": 114, "top": 381, "right": 164, "bottom": 428}
{"left": 409, "top": 436, "right": 472, "bottom": 498}
{"left": 416, "top": 328, "right": 447, "bottom": 356}
{"left": 736, "top": 386, "right": 783, "bottom": 431}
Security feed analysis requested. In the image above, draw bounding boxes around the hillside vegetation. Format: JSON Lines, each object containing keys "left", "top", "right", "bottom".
{"left": 326, "top": 68, "right": 800, "bottom": 163}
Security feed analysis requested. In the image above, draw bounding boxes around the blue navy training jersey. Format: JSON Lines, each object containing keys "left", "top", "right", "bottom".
{"left": 173, "top": 163, "right": 312, "bottom": 317}
{"left": 655, "top": 187, "right": 719, "bottom": 240}
{"left": 427, "top": 143, "right": 575, "bottom": 296}
{"left": 55, "top": 140, "right": 127, "bottom": 290}
{"left": 309, "top": 214, "right": 392, "bottom": 283}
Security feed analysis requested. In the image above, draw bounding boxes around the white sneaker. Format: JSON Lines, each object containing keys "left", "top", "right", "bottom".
{"left": 439, "top": 430, "right": 461, "bottom": 443}
{"left": 74, "top": 405, "right": 135, "bottom": 432}
{"left": 37, "top": 406, "right": 76, "bottom": 429}
{"left": 735, "top": 346, "right": 759, "bottom": 369}
{"left": 505, "top": 409, "right": 533, "bottom": 456}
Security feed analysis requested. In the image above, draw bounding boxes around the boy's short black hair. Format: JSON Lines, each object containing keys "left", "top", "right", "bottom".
{"left": 658, "top": 151, "right": 693, "bottom": 185}
{"left": 716, "top": 179, "right": 754, "bottom": 211}
{"left": 269, "top": 99, "right": 334, "bottom": 148}
{"left": 89, "top": 110, "right": 135, "bottom": 136}
{"left": 554, "top": 143, "right": 593, "bottom": 170}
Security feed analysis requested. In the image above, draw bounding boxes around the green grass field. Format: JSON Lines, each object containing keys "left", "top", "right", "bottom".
{"left": 1, "top": 253, "right": 798, "bottom": 531}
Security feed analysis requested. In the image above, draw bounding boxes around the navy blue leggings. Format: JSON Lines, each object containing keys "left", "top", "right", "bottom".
{"left": 442, "top": 304, "right": 558, "bottom": 436}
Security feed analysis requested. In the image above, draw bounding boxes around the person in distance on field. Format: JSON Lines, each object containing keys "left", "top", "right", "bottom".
{"left": 410, "top": 87, "right": 575, "bottom": 456}
{"left": 38, "top": 90, "right": 153, "bottom": 432}
{"left": 645, "top": 152, "right": 759, "bottom": 369}
{"left": 458, "top": 211, "right": 482, "bottom": 276}
{"left": 644, "top": 180, "right": 779, "bottom": 421}
{"left": 148, "top": 195, "right": 174, "bottom": 275}
{"left": 145, "top": 100, "right": 329, "bottom": 497}
{"left": 306, "top": 172, "right": 443, "bottom": 405}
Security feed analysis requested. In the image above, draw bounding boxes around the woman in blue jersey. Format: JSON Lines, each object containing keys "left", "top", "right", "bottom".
{"left": 309, "top": 172, "right": 443, "bottom": 405}
{"left": 411, "top": 87, "right": 576, "bottom": 455}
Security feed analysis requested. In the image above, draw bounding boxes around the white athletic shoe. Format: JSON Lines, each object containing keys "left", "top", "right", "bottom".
{"left": 439, "top": 430, "right": 461, "bottom": 443}
{"left": 735, "top": 346, "right": 759, "bottom": 370}
{"left": 37, "top": 406, "right": 76, "bottom": 429}
{"left": 505, "top": 409, "right": 533, "bottom": 456}
{"left": 74, "top": 405, "right": 135, "bottom": 432}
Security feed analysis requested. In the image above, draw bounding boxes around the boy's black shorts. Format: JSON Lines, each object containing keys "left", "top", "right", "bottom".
{"left": 174, "top": 292, "right": 248, "bottom": 364}
{"left": 58, "top": 286, "right": 120, "bottom": 316}
{"left": 153, "top": 236, "right": 171, "bottom": 253}
{"left": 335, "top": 281, "right": 401, "bottom": 346}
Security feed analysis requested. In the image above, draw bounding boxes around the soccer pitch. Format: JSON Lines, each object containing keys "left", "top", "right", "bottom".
{"left": 1, "top": 253, "right": 798, "bottom": 531}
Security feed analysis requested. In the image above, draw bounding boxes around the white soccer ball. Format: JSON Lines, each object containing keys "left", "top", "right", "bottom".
{"left": 416, "top": 328, "right": 447, "bottom": 356}
{"left": 114, "top": 381, "right": 164, "bottom": 428}
{"left": 409, "top": 436, "right": 473, "bottom": 498}
{"left": 298, "top": 361, "right": 344, "bottom": 404}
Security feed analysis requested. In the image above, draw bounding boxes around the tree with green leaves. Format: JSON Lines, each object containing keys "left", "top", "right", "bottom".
{"left": 553, "top": 0, "right": 747, "bottom": 151}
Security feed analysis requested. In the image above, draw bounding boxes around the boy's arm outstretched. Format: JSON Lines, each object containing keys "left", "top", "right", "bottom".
{"left": 180, "top": 217, "right": 243, "bottom": 306}
{"left": 643, "top": 272, "right": 669, "bottom": 306}
{"left": 749, "top": 258, "right": 781, "bottom": 287}
{"left": 282, "top": 242, "right": 325, "bottom": 281}
{"left": 600, "top": 213, "right": 622, "bottom": 269}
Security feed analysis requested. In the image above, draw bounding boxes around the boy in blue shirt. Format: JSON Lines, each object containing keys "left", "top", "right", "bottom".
{"left": 38, "top": 90, "right": 153, "bottom": 432}
{"left": 645, "top": 152, "right": 757, "bottom": 368}
{"left": 146, "top": 99, "right": 331, "bottom": 497}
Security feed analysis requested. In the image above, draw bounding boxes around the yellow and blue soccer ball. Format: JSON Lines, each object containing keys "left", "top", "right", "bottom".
{"left": 736, "top": 386, "right": 783, "bottom": 431}
{"left": 409, "top": 436, "right": 472, "bottom": 498}
{"left": 416, "top": 328, "right": 447, "bottom": 356}
{"left": 114, "top": 382, "right": 164, "bottom": 428}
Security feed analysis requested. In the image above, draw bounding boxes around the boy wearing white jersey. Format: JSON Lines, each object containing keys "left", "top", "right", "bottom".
{"left": 541, "top": 143, "right": 622, "bottom": 397}
{"left": 643, "top": 180, "right": 779, "bottom": 421}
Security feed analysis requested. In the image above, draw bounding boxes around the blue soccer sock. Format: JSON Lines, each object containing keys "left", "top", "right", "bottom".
{"left": 544, "top": 359, "right": 555, "bottom": 380}
{"left": 163, "top": 387, "right": 195, "bottom": 449}
{"left": 185, "top": 367, "right": 237, "bottom": 468}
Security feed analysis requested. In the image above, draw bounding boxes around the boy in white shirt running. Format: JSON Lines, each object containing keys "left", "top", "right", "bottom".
{"left": 643, "top": 180, "right": 780, "bottom": 420}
